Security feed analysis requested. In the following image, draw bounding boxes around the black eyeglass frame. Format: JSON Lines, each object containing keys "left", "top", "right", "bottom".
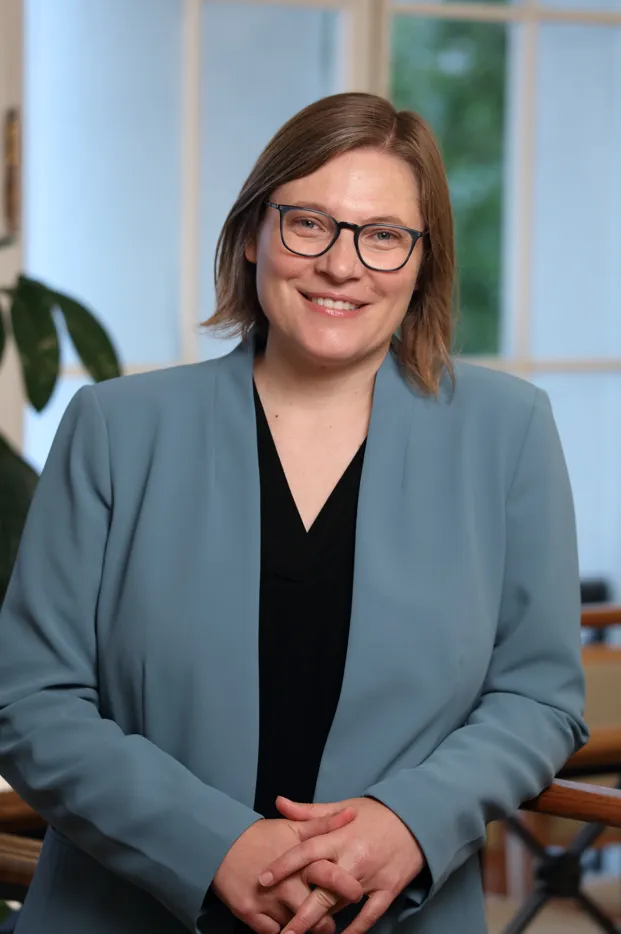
{"left": 265, "top": 201, "right": 425, "bottom": 272}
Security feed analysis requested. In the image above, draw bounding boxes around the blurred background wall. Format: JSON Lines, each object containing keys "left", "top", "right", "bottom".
{"left": 11, "top": 0, "right": 621, "bottom": 598}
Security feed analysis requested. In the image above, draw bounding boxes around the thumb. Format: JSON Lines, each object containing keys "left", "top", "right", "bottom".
{"left": 276, "top": 796, "right": 336, "bottom": 819}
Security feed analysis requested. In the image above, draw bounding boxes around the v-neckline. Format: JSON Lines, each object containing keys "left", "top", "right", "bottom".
{"left": 253, "top": 383, "right": 367, "bottom": 538}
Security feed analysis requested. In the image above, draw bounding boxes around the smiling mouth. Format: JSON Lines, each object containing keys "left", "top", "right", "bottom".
{"left": 302, "top": 293, "right": 364, "bottom": 312}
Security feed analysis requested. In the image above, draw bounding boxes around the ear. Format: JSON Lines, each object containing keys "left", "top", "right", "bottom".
{"left": 244, "top": 239, "right": 257, "bottom": 264}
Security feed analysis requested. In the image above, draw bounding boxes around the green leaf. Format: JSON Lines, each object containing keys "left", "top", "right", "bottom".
{"left": 10, "top": 277, "right": 60, "bottom": 411}
{"left": 53, "top": 292, "right": 121, "bottom": 383}
{"left": 0, "top": 434, "right": 38, "bottom": 607}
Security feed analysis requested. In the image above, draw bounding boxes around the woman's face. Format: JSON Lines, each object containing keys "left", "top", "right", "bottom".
{"left": 246, "top": 147, "right": 425, "bottom": 370}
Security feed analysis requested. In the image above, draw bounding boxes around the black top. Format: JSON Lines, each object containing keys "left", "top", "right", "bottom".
{"left": 222, "top": 388, "right": 366, "bottom": 933}
{"left": 253, "top": 384, "right": 366, "bottom": 818}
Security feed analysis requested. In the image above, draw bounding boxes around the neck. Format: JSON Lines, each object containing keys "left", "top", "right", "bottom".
{"left": 254, "top": 332, "right": 389, "bottom": 412}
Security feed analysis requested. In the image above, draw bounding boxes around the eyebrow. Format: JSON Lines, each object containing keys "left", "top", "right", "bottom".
{"left": 292, "top": 200, "right": 413, "bottom": 229}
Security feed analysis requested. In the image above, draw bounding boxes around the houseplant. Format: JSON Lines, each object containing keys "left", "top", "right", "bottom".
{"left": 0, "top": 272, "right": 121, "bottom": 607}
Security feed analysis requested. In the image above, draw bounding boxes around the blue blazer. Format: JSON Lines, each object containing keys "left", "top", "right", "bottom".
{"left": 0, "top": 340, "right": 587, "bottom": 934}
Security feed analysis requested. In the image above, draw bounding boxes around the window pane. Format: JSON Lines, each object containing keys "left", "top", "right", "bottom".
{"left": 531, "top": 25, "right": 621, "bottom": 358}
{"left": 391, "top": 17, "right": 508, "bottom": 354}
{"left": 199, "top": 2, "right": 343, "bottom": 360}
{"left": 25, "top": 0, "right": 183, "bottom": 367}
{"left": 533, "top": 372, "right": 621, "bottom": 598}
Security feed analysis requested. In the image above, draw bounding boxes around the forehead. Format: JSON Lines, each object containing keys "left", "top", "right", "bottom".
{"left": 272, "top": 148, "right": 421, "bottom": 225}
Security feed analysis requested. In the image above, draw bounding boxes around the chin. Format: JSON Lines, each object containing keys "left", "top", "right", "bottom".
{"left": 294, "top": 331, "right": 372, "bottom": 368}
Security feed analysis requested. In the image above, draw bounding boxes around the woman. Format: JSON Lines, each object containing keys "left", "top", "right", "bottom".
{"left": 0, "top": 93, "right": 587, "bottom": 934}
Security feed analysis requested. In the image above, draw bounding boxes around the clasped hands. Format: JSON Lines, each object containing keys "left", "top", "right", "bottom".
{"left": 212, "top": 795, "right": 424, "bottom": 934}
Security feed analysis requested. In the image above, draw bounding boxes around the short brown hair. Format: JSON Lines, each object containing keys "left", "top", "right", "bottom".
{"left": 204, "top": 92, "right": 456, "bottom": 394}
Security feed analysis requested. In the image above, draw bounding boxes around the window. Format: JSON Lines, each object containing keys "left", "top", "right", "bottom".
{"left": 391, "top": 15, "right": 507, "bottom": 354}
{"left": 21, "top": 0, "right": 621, "bottom": 597}
{"left": 390, "top": 2, "right": 621, "bottom": 361}
{"left": 390, "top": 0, "right": 621, "bottom": 598}
{"left": 199, "top": 1, "right": 344, "bottom": 360}
{"left": 23, "top": 0, "right": 348, "bottom": 465}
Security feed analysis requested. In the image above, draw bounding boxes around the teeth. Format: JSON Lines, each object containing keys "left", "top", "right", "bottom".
{"left": 311, "top": 296, "right": 360, "bottom": 311}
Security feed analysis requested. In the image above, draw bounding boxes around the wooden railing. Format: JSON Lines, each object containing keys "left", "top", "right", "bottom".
{"left": 522, "top": 778, "right": 621, "bottom": 826}
{"left": 581, "top": 604, "right": 621, "bottom": 629}
{"left": 0, "top": 833, "right": 40, "bottom": 893}
{"left": 0, "top": 789, "right": 43, "bottom": 835}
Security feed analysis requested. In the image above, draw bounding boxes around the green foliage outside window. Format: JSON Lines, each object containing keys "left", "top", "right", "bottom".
{"left": 391, "top": 16, "right": 507, "bottom": 355}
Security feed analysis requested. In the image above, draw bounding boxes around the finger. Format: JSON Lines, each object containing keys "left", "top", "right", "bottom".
{"left": 279, "top": 879, "right": 337, "bottom": 934}
{"left": 280, "top": 875, "right": 346, "bottom": 930}
{"left": 304, "top": 860, "right": 364, "bottom": 904}
{"left": 276, "top": 797, "right": 337, "bottom": 820}
{"left": 295, "top": 807, "right": 356, "bottom": 843}
{"left": 340, "top": 891, "right": 395, "bottom": 934}
{"left": 312, "top": 916, "right": 337, "bottom": 934}
{"left": 259, "top": 838, "right": 332, "bottom": 888}
{"left": 259, "top": 900, "right": 291, "bottom": 929}
{"left": 281, "top": 887, "right": 340, "bottom": 934}
{"left": 248, "top": 913, "right": 282, "bottom": 934}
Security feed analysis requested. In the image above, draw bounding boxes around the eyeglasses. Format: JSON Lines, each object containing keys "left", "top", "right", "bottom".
{"left": 265, "top": 202, "right": 425, "bottom": 273}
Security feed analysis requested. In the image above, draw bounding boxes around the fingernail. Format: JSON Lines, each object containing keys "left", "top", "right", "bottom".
{"left": 259, "top": 872, "right": 274, "bottom": 886}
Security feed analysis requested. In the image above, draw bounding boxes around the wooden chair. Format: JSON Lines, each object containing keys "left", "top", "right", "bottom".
{"left": 488, "top": 604, "right": 621, "bottom": 934}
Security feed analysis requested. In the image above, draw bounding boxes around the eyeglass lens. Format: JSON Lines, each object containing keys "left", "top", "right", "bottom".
{"left": 281, "top": 208, "right": 413, "bottom": 271}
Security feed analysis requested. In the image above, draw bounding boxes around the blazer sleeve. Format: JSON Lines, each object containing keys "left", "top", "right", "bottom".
{"left": 364, "top": 388, "right": 589, "bottom": 908}
{"left": 0, "top": 386, "right": 262, "bottom": 932}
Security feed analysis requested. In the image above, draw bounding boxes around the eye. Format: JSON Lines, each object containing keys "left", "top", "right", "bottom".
{"left": 284, "top": 211, "right": 332, "bottom": 238}
{"left": 361, "top": 225, "right": 407, "bottom": 249}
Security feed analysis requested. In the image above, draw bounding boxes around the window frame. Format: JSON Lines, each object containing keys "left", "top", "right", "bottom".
{"left": 49, "top": 0, "right": 621, "bottom": 385}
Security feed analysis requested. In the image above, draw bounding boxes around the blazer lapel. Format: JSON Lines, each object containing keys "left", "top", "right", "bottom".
{"left": 314, "top": 352, "right": 457, "bottom": 803}
{"left": 200, "top": 339, "right": 261, "bottom": 808}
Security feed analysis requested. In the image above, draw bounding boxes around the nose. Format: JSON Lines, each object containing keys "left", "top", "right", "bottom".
{"left": 315, "top": 228, "right": 364, "bottom": 281}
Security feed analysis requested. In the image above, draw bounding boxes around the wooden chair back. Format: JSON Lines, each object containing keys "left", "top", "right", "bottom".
{"left": 484, "top": 605, "right": 621, "bottom": 892}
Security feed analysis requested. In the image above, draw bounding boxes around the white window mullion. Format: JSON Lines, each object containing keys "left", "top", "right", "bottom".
{"left": 512, "top": 8, "right": 538, "bottom": 378}
{"left": 343, "top": 0, "right": 390, "bottom": 95}
{"left": 179, "top": 0, "right": 202, "bottom": 365}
